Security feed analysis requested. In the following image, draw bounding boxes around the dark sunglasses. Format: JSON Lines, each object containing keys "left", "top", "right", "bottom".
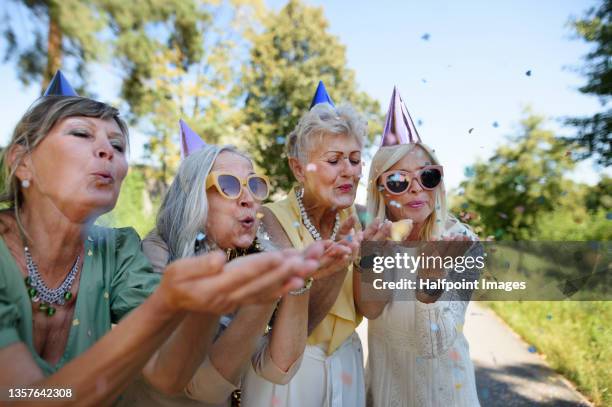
{"left": 206, "top": 171, "right": 270, "bottom": 201}
{"left": 379, "top": 165, "right": 444, "bottom": 195}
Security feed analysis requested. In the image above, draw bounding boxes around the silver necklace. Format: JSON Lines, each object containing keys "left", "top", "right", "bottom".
{"left": 24, "top": 246, "right": 79, "bottom": 316}
{"left": 296, "top": 188, "right": 340, "bottom": 241}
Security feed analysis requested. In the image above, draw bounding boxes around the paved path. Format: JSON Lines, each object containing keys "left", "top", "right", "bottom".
{"left": 356, "top": 302, "right": 592, "bottom": 406}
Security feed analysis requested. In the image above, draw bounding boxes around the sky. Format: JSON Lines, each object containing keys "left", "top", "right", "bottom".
{"left": 0, "top": 0, "right": 609, "bottom": 200}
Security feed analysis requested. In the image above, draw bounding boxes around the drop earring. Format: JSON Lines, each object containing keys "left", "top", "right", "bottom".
{"left": 21, "top": 179, "right": 30, "bottom": 189}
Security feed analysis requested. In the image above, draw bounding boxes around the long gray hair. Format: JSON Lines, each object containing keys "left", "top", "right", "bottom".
{"left": 156, "top": 144, "right": 250, "bottom": 260}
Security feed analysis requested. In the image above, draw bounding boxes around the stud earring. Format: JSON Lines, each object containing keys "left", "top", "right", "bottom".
{"left": 21, "top": 179, "right": 30, "bottom": 189}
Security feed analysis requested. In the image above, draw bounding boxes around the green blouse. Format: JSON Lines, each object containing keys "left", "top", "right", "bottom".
{"left": 0, "top": 226, "right": 161, "bottom": 376}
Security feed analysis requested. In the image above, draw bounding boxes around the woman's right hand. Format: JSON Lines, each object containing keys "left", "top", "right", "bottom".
{"left": 158, "top": 246, "right": 324, "bottom": 315}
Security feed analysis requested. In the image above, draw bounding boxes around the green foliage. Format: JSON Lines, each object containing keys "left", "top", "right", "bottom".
{"left": 564, "top": 0, "right": 611, "bottom": 166}
{"left": 488, "top": 301, "right": 611, "bottom": 406}
{"left": 239, "top": 0, "right": 381, "bottom": 194}
{"left": 451, "top": 111, "right": 575, "bottom": 240}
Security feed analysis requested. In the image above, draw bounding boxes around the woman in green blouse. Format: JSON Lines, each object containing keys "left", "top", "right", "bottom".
{"left": 0, "top": 95, "right": 321, "bottom": 405}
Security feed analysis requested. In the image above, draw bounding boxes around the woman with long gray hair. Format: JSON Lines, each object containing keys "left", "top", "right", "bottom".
{"left": 118, "top": 120, "right": 325, "bottom": 407}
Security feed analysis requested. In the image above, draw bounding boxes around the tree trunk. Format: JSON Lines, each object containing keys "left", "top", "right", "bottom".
{"left": 43, "top": 1, "right": 62, "bottom": 92}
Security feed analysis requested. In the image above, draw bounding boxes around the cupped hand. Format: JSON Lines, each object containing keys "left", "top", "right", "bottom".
{"left": 159, "top": 247, "right": 323, "bottom": 314}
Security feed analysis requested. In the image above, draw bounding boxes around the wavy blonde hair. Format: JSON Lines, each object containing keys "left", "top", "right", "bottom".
{"left": 366, "top": 143, "right": 448, "bottom": 240}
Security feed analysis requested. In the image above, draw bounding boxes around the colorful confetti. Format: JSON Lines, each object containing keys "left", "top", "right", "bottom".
{"left": 497, "top": 212, "right": 508, "bottom": 219}
{"left": 421, "top": 33, "right": 430, "bottom": 41}
{"left": 449, "top": 350, "right": 461, "bottom": 361}
{"left": 417, "top": 119, "right": 423, "bottom": 126}
{"left": 391, "top": 219, "right": 413, "bottom": 241}
{"left": 528, "top": 345, "right": 537, "bottom": 353}
{"left": 256, "top": 212, "right": 265, "bottom": 219}
{"left": 606, "top": 212, "right": 612, "bottom": 220}
{"left": 292, "top": 221, "right": 301, "bottom": 228}
{"left": 481, "top": 388, "right": 490, "bottom": 399}
{"left": 275, "top": 136, "right": 285, "bottom": 144}
{"left": 421, "top": 79, "right": 427, "bottom": 84}
{"left": 468, "top": 128, "right": 474, "bottom": 134}
{"left": 390, "top": 200, "right": 402, "bottom": 208}
{"left": 546, "top": 314, "right": 553, "bottom": 320}
{"left": 341, "top": 372, "right": 353, "bottom": 386}
{"left": 525, "top": 70, "right": 532, "bottom": 76}
{"left": 492, "top": 121, "right": 499, "bottom": 128}
{"left": 455, "top": 383, "right": 463, "bottom": 390}
{"left": 271, "top": 395, "right": 281, "bottom": 406}
{"left": 515, "top": 205, "right": 525, "bottom": 213}
{"left": 456, "top": 323, "right": 463, "bottom": 333}
{"left": 431, "top": 322, "right": 439, "bottom": 332}
{"left": 306, "top": 163, "right": 317, "bottom": 172}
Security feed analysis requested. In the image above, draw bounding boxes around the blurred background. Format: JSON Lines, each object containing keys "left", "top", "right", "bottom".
{"left": 0, "top": 0, "right": 610, "bottom": 405}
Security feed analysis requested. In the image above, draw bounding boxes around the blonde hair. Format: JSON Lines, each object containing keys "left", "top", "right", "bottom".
{"left": 366, "top": 143, "right": 448, "bottom": 240}
{"left": 286, "top": 103, "right": 367, "bottom": 163}
{"left": 156, "top": 144, "right": 251, "bottom": 260}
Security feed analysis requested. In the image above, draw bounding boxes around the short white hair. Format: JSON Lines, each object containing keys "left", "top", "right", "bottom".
{"left": 286, "top": 103, "right": 367, "bottom": 163}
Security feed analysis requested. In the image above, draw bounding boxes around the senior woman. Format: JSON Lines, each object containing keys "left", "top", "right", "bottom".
{"left": 0, "top": 83, "right": 319, "bottom": 404}
{"left": 118, "top": 120, "right": 325, "bottom": 407}
{"left": 357, "top": 87, "right": 481, "bottom": 407}
{"left": 241, "top": 82, "right": 373, "bottom": 407}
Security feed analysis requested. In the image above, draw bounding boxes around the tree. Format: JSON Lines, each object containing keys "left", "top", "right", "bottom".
{"left": 239, "top": 0, "right": 381, "bottom": 194}
{"left": 451, "top": 111, "right": 575, "bottom": 240}
{"left": 564, "top": 0, "right": 611, "bottom": 166}
{"left": 2, "top": 0, "right": 104, "bottom": 92}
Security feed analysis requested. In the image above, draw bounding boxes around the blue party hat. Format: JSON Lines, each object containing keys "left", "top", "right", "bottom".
{"left": 43, "top": 70, "right": 78, "bottom": 97}
{"left": 179, "top": 119, "right": 207, "bottom": 158}
{"left": 309, "top": 81, "right": 335, "bottom": 108}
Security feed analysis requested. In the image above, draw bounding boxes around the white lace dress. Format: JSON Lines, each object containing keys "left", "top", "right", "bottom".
{"left": 365, "top": 225, "right": 481, "bottom": 407}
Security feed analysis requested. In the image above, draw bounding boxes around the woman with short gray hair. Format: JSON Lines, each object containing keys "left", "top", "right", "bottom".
{"left": 242, "top": 82, "right": 381, "bottom": 407}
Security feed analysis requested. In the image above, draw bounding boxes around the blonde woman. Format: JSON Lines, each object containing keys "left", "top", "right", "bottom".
{"left": 358, "top": 87, "right": 481, "bottom": 407}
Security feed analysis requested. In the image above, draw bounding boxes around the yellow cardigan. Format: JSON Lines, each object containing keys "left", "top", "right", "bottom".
{"left": 265, "top": 188, "right": 362, "bottom": 355}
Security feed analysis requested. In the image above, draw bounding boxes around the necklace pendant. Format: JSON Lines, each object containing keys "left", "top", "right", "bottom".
{"left": 64, "top": 291, "right": 73, "bottom": 302}
{"left": 39, "top": 303, "right": 48, "bottom": 312}
{"left": 27, "top": 287, "right": 37, "bottom": 298}
{"left": 46, "top": 307, "right": 56, "bottom": 317}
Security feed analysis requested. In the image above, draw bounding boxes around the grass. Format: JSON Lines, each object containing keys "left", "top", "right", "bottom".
{"left": 487, "top": 301, "right": 611, "bottom": 406}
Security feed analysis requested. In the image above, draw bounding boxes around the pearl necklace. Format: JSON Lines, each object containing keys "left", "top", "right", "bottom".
{"left": 296, "top": 188, "right": 340, "bottom": 241}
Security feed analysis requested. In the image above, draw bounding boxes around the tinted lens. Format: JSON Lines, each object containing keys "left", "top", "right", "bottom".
{"left": 385, "top": 172, "right": 410, "bottom": 194}
{"left": 217, "top": 174, "right": 241, "bottom": 198}
{"left": 248, "top": 176, "right": 269, "bottom": 200}
{"left": 420, "top": 168, "right": 442, "bottom": 189}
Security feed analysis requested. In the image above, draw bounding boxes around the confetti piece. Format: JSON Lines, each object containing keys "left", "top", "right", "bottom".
{"left": 431, "top": 322, "right": 439, "bottom": 332}
{"left": 503, "top": 261, "right": 511, "bottom": 269}
{"left": 341, "top": 371, "right": 353, "bottom": 386}
{"left": 306, "top": 163, "right": 317, "bottom": 172}
{"left": 536, "top": 196, "right": 546, "bottom": 204}
{"left": 256, "top": 212, "right": 265, "bottom": 219}
{"left": 449, "top": 350, "right": 461, "bottom": 361}
{"left": 421, "top": 79, "right": 427, "bottom": 84}
{"left": 346, "top": 235, "right": 353, "bottom": 243}
{"left": 456, "top": 323, "right": 463, "bottom": 333}
{"left": 455, "top": 383, "right": 462, "bottom": 390}
{"left": 72, "top": 319, "right": 80, "bottom": 326}
{"left": 464, "top": 167, "right": 475, "bottom": 177}
{"left": 421, "top": 33, "right": 430, "bottom": 41}
{"left": 87, "top": 236, "right": 93, "bottom": 242}
{"left": 607, "top": 212, "right": 612, "bottom": 220}
{"left": 417, "top": 119, "right": 423, "bottom": 126}
{"left": 87, "top": 249, "right": 93, "bottom": 256}
{"left": 275, "top": 136, "right": 285, "bottom": 144}
{"left": 492, "top": 121, "right": 499, "bottom": 128}
{"left": 377, "top": 184, "right": 385, "bottom": 192}
{"left": 515, "top": 205, "right": 525, "bottom": 213}
{"left": 461, "top": 203, "right": 469, "bottom": 209}
{"left": 390, "top": 200, "right": 402, "bottom": 208}
{"left": 103, "top": 292, "right": 109, "bottom": 299}
{"left": 292, "top": 221, "right": 301, "bottom": 228}
{"left": 468, "top": 128, "right": 474, "bottom": 134}
{"left": 497, "top": 212, "right": 508, "bottom": 219}
{"left": 525, "top": 70, "right": 532, "bottom": 76}
{"left": 546, "top": 314, "right": 553, "bottom": 320}
{"left": 481, "top": 388, "right": 490, "bottom": 399}
{"left": 271, "top": 396, "right": 281, "bottom": 406}
{"left": 528, "top": 345, "right": 537, "bottom": 353}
